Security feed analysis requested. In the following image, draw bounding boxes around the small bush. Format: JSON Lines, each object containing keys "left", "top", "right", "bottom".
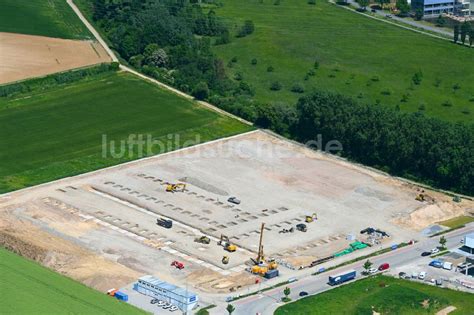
{"left": 308, "top": 0, "right": 316, "bottom": 4}
{"left": 231, "top": 56, "right": 238, "bottom": 63}
{"left": 357, "top": 93, "right": 363, "bottom": 99}
{"left": 274, "top": 0, "right": 281, "bottom": 5}
{"left": 401, "top": 94, "right": 409, "bottom": 102}
{"left": 314, "top": 61, "right": 320, "bottom": 69}
{"left": 461, "top": 108, "right": 470, "bottom": 115}
{"left": 328, "top": 73, "right": 336, "bottom": 78}
{"left": 234, "top": 72, "right": 243, "bottom": 81}
{"left": 434, "top": 78, "right": 442, "bottom": 87}
{"left": 442, "top": 100, "right": 453, "bottom": 107}
{"left": 307, "top": 69, "right": 316, "bottom": 76}
{"left": 251, "top": 58, "right": 258, "bottom": 65}
{"left": 267, "top": 66, "right": 274, "bottom": 72}
{"left": 304, "top": 74, "right": 310, "bottom": 81}
{"left": 381, "top": 89, "right": 391, "bottom": 96}
{"left": 452, "top": 83, "right": 461, "bottom": 91}
{"left": 418, "top": 104, "right": 426, "bottom": 111}
{"left": 412, "top": 70, "right": 423, "bottom": 85}
{"left": 270, "top": 81, "right": 282, "bottom": 91}
{"left": 371, "top": 75, "right": 380, "bottom": 82}
{"left": 291, "top": 83, "right": 305, "bottom": 93}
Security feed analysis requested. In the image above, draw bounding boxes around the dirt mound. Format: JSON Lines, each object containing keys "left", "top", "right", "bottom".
{"left": 393, "top": 202, "right": 466, "bottom": 231}
{"left": 187, "top": 269, "right": 254, "bottom": 293}
{"left": 0, "top": 210, "right": 139, "bottom": 292}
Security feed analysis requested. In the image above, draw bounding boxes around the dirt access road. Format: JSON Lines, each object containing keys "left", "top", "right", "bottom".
{"left": 0, "top": 32, "right": 110, "bottom": 84}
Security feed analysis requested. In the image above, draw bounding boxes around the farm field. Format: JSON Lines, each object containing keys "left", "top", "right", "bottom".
{"left": 0, "top": 32, "right": 110, "bottom": 84}
{"left": 275, "top": 275, "right": 474, "bottom": 315}
{"left": 0, "top": 247, "right": 146, "bottom": 315}
{"left": 0, "top": 0, "right": 91, "bottom": 39}
{"left": 213, "top": 0, "right": 474, "bottom": 123}
{"left": 0, "top": 71, "right": 252, "bottom": 193}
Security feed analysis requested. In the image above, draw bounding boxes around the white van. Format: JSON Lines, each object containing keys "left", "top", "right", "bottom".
{"left": 442, "top": 262, "right": 453, "bottom": 270}
{"left": 418, "top": 271, "right": 426, "bottom": 280}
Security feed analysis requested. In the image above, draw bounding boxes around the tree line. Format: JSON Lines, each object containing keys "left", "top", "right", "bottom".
{"left": 255, "top": 91, "right": 474, "bottom": 196}
{"left": 0, "top": 63, "right": 119, "bottom": 98}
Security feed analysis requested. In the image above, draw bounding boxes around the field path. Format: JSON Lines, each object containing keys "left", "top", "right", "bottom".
{"left": 67, "top": 0, "right": 252, "bottom": 126}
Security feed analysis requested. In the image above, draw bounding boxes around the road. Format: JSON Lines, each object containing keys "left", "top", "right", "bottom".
{"left": 345, "top": 0, "right": 453, "bottom": 38}
{"left": 211, "top": 225, "right": 473, "bottom": 315}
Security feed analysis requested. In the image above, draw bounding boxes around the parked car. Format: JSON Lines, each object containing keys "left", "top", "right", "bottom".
{"left": 371, "top": 9, "right": 377, "bottom": 13}
{"left": 421, "top": 251, "right": 431, "bottom": 257}
{"left": 150, "top": 299, "right": 158, "bottom": 304}
{"left": 169, "top": 306, "right": 178, "bottom": 312}
{"left": 162, "top": 303, "right": 172, "bottom": 309}
{"left": 368, "top": 267, "right": 378, "bottom": 274}
{"left": 418, "top": 271, "right": 426, "bottom": 280}
{"left": 157, "top": 301, "right": 166, "bottom": 307}
{"left": 378, "top": 263, "right": 390, "bottom": 271}
{"left": 431, "top": 248, "right": 440, "bottom": 254}
{"left": 398, "top": 272, "right": 406, "bottom": 278}
{"left": 429, "top": 260, "right": 443, "bottom": 268}
{"left": 436, "top": 279, "right": 443, "bottom": 286}
{"left": 299, "top": 291, "right": 308, "bottom": 297}
{"left": 227, "top": 197, "right": 241, "bottom": 204}
{"left": 385, "top": 14, "right": 392, "bottom": 18}
{"left": 411, "top": 271, "right": 419, "bottom": 279}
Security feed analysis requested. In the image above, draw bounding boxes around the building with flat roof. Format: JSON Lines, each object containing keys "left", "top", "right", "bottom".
{"left": 463, "top": 233, "right": 474, "bottom": 254}
{"left": 133, "top": 275, "right": 198, "bottom": 313}
{"left": 412, "top": 0, "right": 455, "bottom": 17}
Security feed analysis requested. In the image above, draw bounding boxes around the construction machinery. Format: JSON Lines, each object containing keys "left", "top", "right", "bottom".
{"left": 251, "top": 223, "right": 279, "bottom": 277}
{"left": 194, "top": 235, "right": 211, "bottom": 244}
{"left": 415, "top": 193, "right": 425, "bottom": 202}
{"left": 296, "top": 223, "right": 307, "bottom": 232}
{"left": 305, "top": 213, "right": 318, "bottom": 223}
{"left": 222, "top": 256, "right": 229, "bottom": 264}
{"left": 165, "top": 183, "right": 186, "bottom": 193}
{"left": 219, "top": 234, "right": 237, "bottom": 252}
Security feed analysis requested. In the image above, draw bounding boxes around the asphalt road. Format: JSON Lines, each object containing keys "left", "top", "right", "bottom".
{"left": 212, "top": 225, "right": 473, "bottom": 315}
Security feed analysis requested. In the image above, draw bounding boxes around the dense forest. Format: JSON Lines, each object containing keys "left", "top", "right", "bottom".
{"left": 89, "top": 0, "right": 256, "bottom": 105}
{"left": 256, "top": 92, "right": 474, "bottom": 196}
{"left": 86, "top": 0, "right": 473, "bottom": 195}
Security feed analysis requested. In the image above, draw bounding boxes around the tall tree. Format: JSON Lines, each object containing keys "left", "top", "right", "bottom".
{"left": 363, "top": 259, "right": 373, "bottom": 274}
{"left": 226, "top": 304, "right": 235, "bottom": 315}
{"left": 460, "top": 22, "right": 471, "bottom": 45}
{"left": 396, "top": 0, "right": 410, "bottom": 16}
{"left": 470, "top": 29, "right": 474, "bottom": 47}
{"left": 358, "top": 0, "right": 369, "bottom": 9}
{"left": 454, "top": 24, "right": 460, "bottom": 43}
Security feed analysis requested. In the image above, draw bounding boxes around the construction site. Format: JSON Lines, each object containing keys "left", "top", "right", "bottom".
{"left": 0, "top": 130, "right": 471, "bottom": 298}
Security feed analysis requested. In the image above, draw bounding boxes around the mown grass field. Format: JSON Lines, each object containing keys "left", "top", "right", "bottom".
{"left": 438, "top": 216, "right": 474, "bottom": 229}
{"left": 275, "top": 275, "right": 474, "bottom": 315}
{"left": 0, "top": 0, "right": 91, "bottom": 39}
{"left": 0, "top": 247, "right": 146, "bottom": 315}
{"left": 0, "top": 71, "right": 252, "bottom": 193}
{"left": 213, "top": 0, "right": 474, "bottom": 123}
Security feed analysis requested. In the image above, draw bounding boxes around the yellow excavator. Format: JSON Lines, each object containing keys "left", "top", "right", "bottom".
{"left": 165, "top": 183, "right": 186, "bottom": 193}
{"left": 219, "top": 234, "right": 237, "bottom": 252}
{"left": 305, "top": 212, "right": 318, "bottom": 223}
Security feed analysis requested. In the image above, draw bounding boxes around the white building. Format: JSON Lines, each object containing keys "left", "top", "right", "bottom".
{"left": 133, "top": 275, "right": 198, "bottom": 313}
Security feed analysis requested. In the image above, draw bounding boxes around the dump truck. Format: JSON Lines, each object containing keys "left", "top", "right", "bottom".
{"left": 328, "top": 269, "right": 356, "bottom": 285}
{"left": 156, "top": 218, "right": 172, "bottom": 229}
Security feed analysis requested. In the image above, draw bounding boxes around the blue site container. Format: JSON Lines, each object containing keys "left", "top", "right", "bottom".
{"left": 115, "top": 291, "right": 129, "bottom": 302}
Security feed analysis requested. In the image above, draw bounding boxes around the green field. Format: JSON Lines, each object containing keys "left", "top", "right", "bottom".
{"left": 275, "top": 275, "right": 474, "bottom": 315}
{"left": 0, "top": 0, "right": 91, "bottom": 39}
{"left": 213, "top": 0, "right": 474, "bottom": 123}
{"left": 438, "top": 216, "right": 474, "bottom": 229}
{"left": 0, "top": 71, "right": 252, "bottom": 193}
{"left": 0, "top": 247, "right": 146, "bottom": 314}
